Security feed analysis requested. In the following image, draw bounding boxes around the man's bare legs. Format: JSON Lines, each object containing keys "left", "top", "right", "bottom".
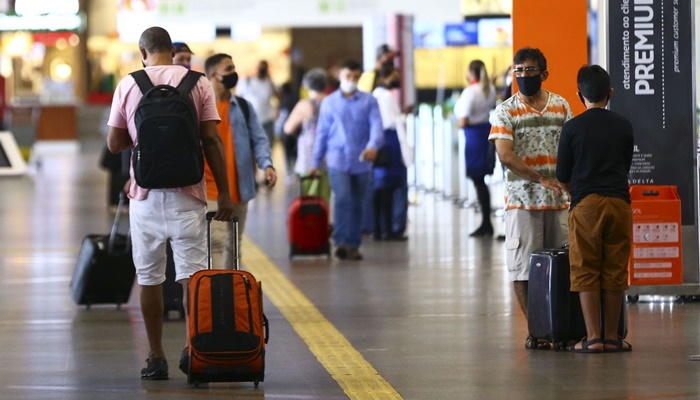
{"left": 140, "top": 284, "right": 169, "bottom": 379}
{"left": 179, "top": 278, "right": 191, "bottom": 374}
{"left": 180, "top": 279, "right": 190, "bottom": 345}
{"left": 602, "top": 290, "right": 631, "bottom": 351}
{"left": 574, "top": 290, "right": 604, "bottom": 351}
{"left": 141, "top": 284, "right": 165, "bottom": 359}
{"left": 514, "top": 281, "right": 528, "bottom": 317}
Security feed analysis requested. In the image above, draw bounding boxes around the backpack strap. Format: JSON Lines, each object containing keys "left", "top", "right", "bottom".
{"left": 234, "top": 96, "right": 256, "bottom": 166}
{"left": 235, "top": 96, "right": 251, "bottom": 132}
{"left": 176, "top": 70, "right": 204, "bottom": 96}
{"left": 130, "top": 70, "right": 154, "bottom": 95}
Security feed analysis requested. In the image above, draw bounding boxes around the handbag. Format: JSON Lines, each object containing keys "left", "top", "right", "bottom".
{"left": 373, "top": 147, "right": 390, "bottom": 167}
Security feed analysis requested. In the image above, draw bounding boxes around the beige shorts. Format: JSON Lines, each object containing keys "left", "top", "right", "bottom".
{"left": 129, "top": 191, "right": 207, "bottom": 285}
{"left": 505, "top": 208, "right": 569, "bottom": 281}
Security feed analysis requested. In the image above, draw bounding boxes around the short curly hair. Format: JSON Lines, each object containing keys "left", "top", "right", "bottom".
{"left": 513, "top": 47, "right": 547, "bottom": 72}
{"left": 302, "top": 68, "right": 327, "bottom": 92}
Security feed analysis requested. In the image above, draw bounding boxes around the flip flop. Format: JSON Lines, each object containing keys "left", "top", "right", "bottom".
{"left": 604, "top": 338, "right": 633, "bottom": 352}
{"left": 568, "top": 338, "right": 604, "bottom": 353}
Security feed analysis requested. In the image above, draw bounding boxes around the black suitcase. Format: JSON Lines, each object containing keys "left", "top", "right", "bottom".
{"left": 163, "top": 241, "right": 185, "bottom": 320}
{"left": 526, "top": 248, "right": 627, "bottom": 351}
{"left": 70, "top": 193, "right": 135, "bottom": 309}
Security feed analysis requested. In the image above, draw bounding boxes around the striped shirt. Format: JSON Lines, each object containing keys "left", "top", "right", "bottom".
{"left": 488, "top": 92, "right": 573, "bottom": 210}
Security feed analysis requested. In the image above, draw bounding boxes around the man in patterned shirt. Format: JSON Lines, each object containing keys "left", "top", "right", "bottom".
{"left": 488, "top": 47, "right": 572, "bottom": 342}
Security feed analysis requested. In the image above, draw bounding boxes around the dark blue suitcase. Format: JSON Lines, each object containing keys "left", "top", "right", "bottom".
{"left": 526, "top": 248, "right": 627, "bottom": 351}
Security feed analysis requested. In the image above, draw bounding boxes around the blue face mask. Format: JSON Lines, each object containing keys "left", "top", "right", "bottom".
{"left": 516, "top": 75, "right": 542, "bottom": 97}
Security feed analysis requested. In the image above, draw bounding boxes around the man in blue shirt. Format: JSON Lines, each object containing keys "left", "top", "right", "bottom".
{"left": 311, "top": 59, "right": 383, "bottom": 260}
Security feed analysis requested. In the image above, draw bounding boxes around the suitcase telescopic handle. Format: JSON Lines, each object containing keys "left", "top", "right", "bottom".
{"left": 205, "top": 212, "right": 240, "bottom": 270}
{"left": 299, "top": 174, "right": 324, "bottom": 202}
{"left": 108, "top": 192, "right": 130, "bottom": 253}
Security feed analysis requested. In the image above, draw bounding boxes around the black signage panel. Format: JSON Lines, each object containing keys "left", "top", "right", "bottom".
{"left": 608, "top": 0, "right": 695, "bottom": 224}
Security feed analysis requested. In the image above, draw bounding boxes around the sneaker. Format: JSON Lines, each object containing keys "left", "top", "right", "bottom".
{"left": 385, "top": 233, "right": 408, "bottom": 242}
{"left": 334, "top": 245, "right": 348, "bottom": 260}
{"left": 141, "top": 357, "right": 169, "bottom": 380}
{"left": 179, "top": 347, "right": 189, "bottom": 375}
{"left": 347, "top": 248, "right": 363, "bottom": 261}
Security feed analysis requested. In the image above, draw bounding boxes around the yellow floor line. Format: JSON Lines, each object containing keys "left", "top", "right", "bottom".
{"left": 242, "top": 238, "right": 403, "bottom": 400}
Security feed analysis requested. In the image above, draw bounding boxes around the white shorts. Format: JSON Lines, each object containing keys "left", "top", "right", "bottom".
{"left": 504, "top": 208, "right": 569, "bottom": 281}
{"left": 129, "top": 191, "right": 207, "bottom": 285}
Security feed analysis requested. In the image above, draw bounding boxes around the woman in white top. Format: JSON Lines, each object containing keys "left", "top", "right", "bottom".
{"left": 370, "top": 66, "right": 414, "bottom": 241}
{"left": 283, "top": 68, "right": 331, "bottom": 204}
{"left": 453, "top": 60, "right": 497, "bottom": 237}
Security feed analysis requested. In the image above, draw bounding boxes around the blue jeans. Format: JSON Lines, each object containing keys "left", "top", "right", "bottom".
{"left": 392, "top": 184, "right": 408, "bottom": 234}
{"left": 361, "top": 172, "right": 374, "bottom": 233}
{"left": 328, "top": 169, "right": 370, "bottom": 249}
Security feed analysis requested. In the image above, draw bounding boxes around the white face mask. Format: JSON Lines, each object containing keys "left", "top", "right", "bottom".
{"left": 340, "top": 79, "right": 357, "bottom": 94}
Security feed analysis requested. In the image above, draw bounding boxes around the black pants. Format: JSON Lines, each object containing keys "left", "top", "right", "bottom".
{"left": 373, "top": 187, "right": 395, "bottom": 237}
{"left": 100, "top": 147, "right": 130, "bottom": 207}
{"left": 471, "top": 175, "right": 492, "bottom": 229}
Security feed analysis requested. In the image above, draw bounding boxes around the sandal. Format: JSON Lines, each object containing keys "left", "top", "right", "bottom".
{"left": 525, "top": 336, "right": 551, "bottom": 350}
{"left": 604, "top": 338, "right": 633, "bottom": 352}
{"left": 568, "top": 337, "right": 604, "bottom": 353}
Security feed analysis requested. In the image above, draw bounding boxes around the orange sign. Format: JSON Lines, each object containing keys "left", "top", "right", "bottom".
{"left": 629, "top": 185, "right": 683, "bottom": 285}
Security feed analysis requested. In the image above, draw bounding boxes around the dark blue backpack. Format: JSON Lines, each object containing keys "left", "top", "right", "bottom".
{"left": 130, "top": 69, "right": 203, "bottom": 189}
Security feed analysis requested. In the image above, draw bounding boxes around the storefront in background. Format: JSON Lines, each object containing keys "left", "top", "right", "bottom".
{"left": 0, "top": 0, "right": 86, "bottom": 142}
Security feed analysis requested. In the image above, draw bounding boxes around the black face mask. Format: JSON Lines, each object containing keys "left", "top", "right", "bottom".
{"left": 388, "top": 79, "right": 401, "bottom": 89}
{"left": 516, "top": 75, "right": 542, "bottom": 97}
{"left": 222, "top": 72, "right": 238, "bottom": 89}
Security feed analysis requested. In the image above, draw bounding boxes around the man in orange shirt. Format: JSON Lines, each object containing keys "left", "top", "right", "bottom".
{"left": 203, "top": 53, "right": 277, "bottom": 269}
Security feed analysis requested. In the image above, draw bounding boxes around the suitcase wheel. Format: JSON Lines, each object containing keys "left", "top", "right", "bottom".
{"left": 552, "top": 341, "right": 565, "bottom": 352}
{"left": 289, "top": 244, "right": 296, "bottom": 259}
{"left": 627, "top": 295, "right": 640, "bottom": 304}
{"left": 254, "top": 380, "right": 259, "bottom": 388}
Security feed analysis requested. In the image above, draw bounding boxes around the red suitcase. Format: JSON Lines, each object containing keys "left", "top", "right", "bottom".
{"left": 288, "top": 176, "right": 331, "bottom": 259}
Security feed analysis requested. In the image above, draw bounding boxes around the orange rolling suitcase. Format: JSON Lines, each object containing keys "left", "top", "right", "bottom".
{"left": 186, "top": 213, "right": 268, "bottom": 387}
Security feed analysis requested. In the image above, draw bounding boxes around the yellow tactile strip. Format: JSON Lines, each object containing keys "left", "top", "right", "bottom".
{"left": 242, "top": 239, "right": 403, "bottom": 400}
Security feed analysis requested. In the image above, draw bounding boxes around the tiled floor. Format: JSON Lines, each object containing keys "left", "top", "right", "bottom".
{"left": 1, "top": 138, "right": 700, "bottom": 399}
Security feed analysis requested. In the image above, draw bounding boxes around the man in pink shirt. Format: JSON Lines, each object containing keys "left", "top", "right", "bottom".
{"left": 107, "top": 26, "right": 234, "bottom": 380}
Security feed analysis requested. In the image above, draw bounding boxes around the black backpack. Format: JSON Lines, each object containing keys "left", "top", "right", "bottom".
{"left": 130, "top": 69, "right": 204, "bottom": 189}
